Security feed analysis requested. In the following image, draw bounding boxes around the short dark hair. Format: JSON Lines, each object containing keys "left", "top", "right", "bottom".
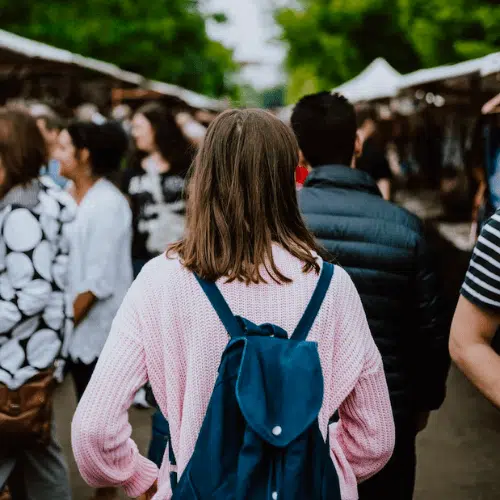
{"left": 66, "top": 121, "right": 128, "bottom": 177}
{"left": 0, "top": 108, "right": 47, "bottom": 194}
{"left": 291, "top": 92, "right": 357, "bottom": 167}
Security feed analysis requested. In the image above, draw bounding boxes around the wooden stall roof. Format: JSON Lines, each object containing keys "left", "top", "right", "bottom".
{"left": 146, "top": 81, "right": 227, "bottom": 112}
{"left": 398, "top": 52, "right": 500, "bottom": 93}
{"left": 0, "top": 29, "right": 228, "bottom": 111}
{"left": 0, "top": 29, "right": 144, "bottom": 85}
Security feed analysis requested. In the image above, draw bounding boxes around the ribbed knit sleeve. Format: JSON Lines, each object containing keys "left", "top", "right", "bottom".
{"left": 327, "top": 269, "right": 395, "bottom": 492}
{"left": 71, "top": 278, "right": 158, "bottom": 497}
{"left": 71, "top": 252, "right": 395, "bottom": 500}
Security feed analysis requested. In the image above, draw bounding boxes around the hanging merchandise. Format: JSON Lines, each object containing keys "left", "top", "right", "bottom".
{"left": 442, "top": 114, "right": 465, "bottom": 171}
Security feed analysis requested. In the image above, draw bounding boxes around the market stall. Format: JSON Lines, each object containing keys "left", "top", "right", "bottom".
{"left": 111, "top": 80, "right": 227, "bottom": 118}
{"left": 334, "top": 58, "right": 401, "bottom": 104}
{"left": 0, "top": 29, "right": 227, "bottom": 115}
{"left": 0, "top": 29, "right": 144, "bottom": 110}
{"left": 393, "top": 52, "right": 500, "bottom": 198}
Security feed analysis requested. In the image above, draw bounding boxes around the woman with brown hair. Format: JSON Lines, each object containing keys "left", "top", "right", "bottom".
{"left": 124, "top": 102, "right": 193, "bottom": 277}
{"left": 72, "top": 109, "right": 394, "bottom": 500}
{"left": 0, "top": 109, "right": 74, "bottom": 499}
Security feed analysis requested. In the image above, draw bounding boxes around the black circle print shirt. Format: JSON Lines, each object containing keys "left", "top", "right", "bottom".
{"left": 0, "top": 177, "right": 76, "bottom": 390}
{"left": 122, "top": 164, "right": 186, "bottom": 262}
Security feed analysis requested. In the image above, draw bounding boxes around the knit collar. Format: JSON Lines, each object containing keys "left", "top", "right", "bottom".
{"left": 0, "top": 179, "right": 41, "bottom": 211}
{"left": 303, "top": 165, "right": 381, "bottom": 197}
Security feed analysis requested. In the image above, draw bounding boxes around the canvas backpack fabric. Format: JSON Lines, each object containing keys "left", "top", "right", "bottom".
{"left": 170, "top": 262, "right": 341, "bottom": 500}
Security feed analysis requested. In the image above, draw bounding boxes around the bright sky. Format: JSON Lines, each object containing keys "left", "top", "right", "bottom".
{"left": 202, "top": 0, "right": 290, "bottom": 89}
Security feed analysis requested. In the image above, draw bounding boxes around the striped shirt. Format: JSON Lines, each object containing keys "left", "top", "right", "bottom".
{"left": 462, "top": 211, "right": 500, "bottom": 311}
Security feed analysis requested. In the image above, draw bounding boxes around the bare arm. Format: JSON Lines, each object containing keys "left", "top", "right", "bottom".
{"left": 377, "top": 178, "right": 391, "bottom": 201}
{"left": 450, "top": 296, "right": 500, "bottom": 408}
{"left": 74, "top": 291, "right": 97, "bottom": 327}
{"left": 73, "top": 200, "right": 130, "bottom": 327}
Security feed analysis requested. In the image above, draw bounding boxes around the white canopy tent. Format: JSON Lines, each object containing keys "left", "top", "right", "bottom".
{"left": 276, "top": 58, "right": 402, "bottom": 125}
{"left": 334, "top": 58, "right": 401, "bottom": 103}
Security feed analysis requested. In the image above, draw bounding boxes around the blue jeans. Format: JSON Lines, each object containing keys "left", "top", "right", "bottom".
{"left": 148, "top": 411, "right": 170, "bottom": 468}
{"left": 0, "top": 418, "right": 71, "bottom": 499}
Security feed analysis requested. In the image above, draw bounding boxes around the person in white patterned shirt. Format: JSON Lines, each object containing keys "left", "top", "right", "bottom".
{"left": 0, "top": 108, "right": 75, "bottom": 499}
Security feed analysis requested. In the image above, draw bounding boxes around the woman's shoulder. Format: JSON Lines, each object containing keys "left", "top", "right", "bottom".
{"left": 329, "top": 263, "right": 351, "bottom": 286}
{"left": 36, "top": 177, "right": 77, "bottom": 226}
{"left": 125, "top": 253, "right": 191, "bottom": 313}
{"left": 315, "top": 262, "right": 360, "bottom": 322}
{"left": 326, "top": 264, "right": 358, "bottom": 302}
{"left": 136, "top": 253, "right": 189, "bottom": 289}
{"left": 0, "top": 178, "right": 76, "bottom": 241}
{"left": 90, "top": 179, "right": 131, "bottom": 213}
{"left": 146, "top": 250, "right": 185, "bottom": 272}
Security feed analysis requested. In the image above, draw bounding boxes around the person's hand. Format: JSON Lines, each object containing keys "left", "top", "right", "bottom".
{"left": 416, "top": 411, "right": 430, "bottom": 433}
{"left": 137, "top": 480, "right": 158, "bottom": 500}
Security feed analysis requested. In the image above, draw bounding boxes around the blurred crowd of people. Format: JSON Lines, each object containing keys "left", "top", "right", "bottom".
{"left": 0, "top": 92, "right": 498, "bottom": 500}
{"left": 0, "top": 100, "right": 204, "bottom": 499}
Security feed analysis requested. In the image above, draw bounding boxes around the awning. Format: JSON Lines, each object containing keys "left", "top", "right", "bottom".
{"left": 334, "top": 58, "right": 401, "bottom": 103}
{"left": 398, "top": 52, "right": 500, "bottom": 92}
{"left": 0, "top": 29, "right": 143, "bottom": 85}
{"left": 146, "top": 80, "right": 227, "bottom": 112}
{"left": 0, "top": 29, "right": 227, "bottom": 111}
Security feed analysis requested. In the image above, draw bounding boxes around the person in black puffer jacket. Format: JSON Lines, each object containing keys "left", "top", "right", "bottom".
{"left": 292, "top": 92, "right": 450, "bottom": 500}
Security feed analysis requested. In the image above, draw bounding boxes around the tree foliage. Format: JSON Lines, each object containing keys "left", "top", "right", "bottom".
{"left": 276, "top": 0, "right": 500, "bottom": 103}
{"left": 0, "top": 0, "right": 236, "bottom": 97}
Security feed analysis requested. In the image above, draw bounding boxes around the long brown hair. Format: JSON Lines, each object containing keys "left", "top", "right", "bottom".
{"left": 169, "top": 109, "right": 323, "bottom": 284}
{"left": 0, "top": 109, "right": 47, "bottom": 197}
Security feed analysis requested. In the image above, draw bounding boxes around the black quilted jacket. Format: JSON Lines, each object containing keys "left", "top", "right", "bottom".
{"left": 299, "top": 165, "right": 450, "bottom": 423}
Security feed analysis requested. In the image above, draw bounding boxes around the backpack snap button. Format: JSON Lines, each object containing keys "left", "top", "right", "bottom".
{"left": 272, "top": 426, "right": 282, "bottom": 436}
{"left": 272, "top": 492, "right": 278, "bottom": 500}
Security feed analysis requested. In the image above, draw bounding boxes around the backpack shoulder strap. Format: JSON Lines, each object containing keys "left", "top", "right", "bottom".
{"left": 194, "top": 274, "right": 244, "bottom": 339}
{"left": 291, "top": 262, "right": 334, "bottom": 342}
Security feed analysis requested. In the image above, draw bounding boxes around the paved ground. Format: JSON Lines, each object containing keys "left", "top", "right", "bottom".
{"left": 56, "top": 294, "right": 500, "bottom": 498}
{"left": 55, "top": 364, "right": 500, "bottom": 500}
{"left": 53, "top": 189, "right": 499, "bottom": 499}
{"left": 54, "top": 379, "right": 153, "bottom": 500}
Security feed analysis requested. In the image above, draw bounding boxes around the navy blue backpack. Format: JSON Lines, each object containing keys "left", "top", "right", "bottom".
{"left": 171, "top": 262, "right": 341, "bottom": 500}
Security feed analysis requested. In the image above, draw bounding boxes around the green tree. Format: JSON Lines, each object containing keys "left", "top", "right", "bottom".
{"left": 234, "top": 85, "right": 263, "bottom": 108}
{"left": 398, "top": 0, "right": 500, "bottom": 65}
{"left": 276, "top": 0, "right": 500, "bottom": 103}
{"left": 261, "top": 85, "right": 286, "bottom": 109}
{"left": 0, "top": 0, "right": 236, "bottom": 97}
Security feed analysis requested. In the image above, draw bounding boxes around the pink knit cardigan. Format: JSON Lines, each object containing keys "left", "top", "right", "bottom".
{"left": 72, "top": 248, "right": 395, "bottom": 499}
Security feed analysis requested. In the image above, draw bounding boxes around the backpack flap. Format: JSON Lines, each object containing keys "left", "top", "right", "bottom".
{"left": 235, "top": 335, "right": 324, "bottom": 448}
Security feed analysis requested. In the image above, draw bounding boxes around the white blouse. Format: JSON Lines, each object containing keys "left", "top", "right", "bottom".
{"left": 67, "top": 179, "right": 133, "bottom": 364}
